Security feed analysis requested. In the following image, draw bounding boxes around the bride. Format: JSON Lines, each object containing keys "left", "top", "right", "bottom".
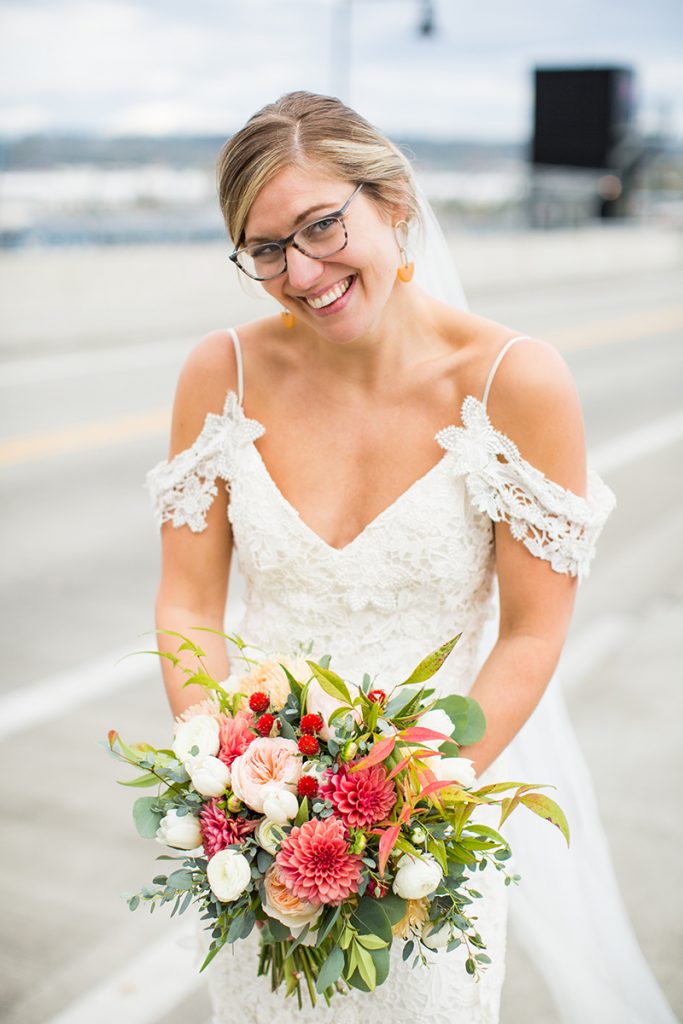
{"left": 145, "top": 91, "right": 675, "bottom": 1023}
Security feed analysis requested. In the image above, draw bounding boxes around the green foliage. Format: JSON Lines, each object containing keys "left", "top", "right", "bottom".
{"left": 306, "top": 660, "right": 352, "bottom": 706}
{"left": 315, "top": 945, "right": 344, "bottom": 993}
{"left": 133, "top": 796, "right": 163, "bottom": 839}
{"left": 432, "top": 694, "right": 486, "bottom": 745}
{"left": 520, "top": 792, "right": 571, "bottom": 846}
{"left": 398, "top": 634, "right": 462, "bottom": 686}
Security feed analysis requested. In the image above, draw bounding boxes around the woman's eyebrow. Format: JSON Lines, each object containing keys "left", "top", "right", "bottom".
{"left": 245, "top": 200, "right": 338, "bottom": 244}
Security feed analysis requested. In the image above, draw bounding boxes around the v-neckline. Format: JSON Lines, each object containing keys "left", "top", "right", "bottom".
{"left": 234, "top": 392, "right": 478, "bottom": 557}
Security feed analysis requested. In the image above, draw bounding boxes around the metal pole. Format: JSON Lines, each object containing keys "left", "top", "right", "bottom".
{"left": 330, "top": 0, "right": 353, "bottom": 102}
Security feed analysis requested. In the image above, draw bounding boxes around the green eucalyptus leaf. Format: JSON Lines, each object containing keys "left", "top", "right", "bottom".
{"left": 351, "top": 898, "right": 392, "bottom": 943}
{"left": 433, "top": 694, "right": 487, "bottom": 745}
{"left": 133, "top": 796, "right": 163, "bottom": 839}
{"left": 315, "top": 944, "right": 344, "bottom": 993}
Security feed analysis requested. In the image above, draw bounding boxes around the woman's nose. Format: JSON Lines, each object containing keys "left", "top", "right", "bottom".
{"left": 285, "top": 245, "right": 325, "bottom": 291}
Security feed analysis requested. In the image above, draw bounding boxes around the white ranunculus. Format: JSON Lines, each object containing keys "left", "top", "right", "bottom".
{"left": 421, "top": 919, "right": 455, "bottom": 950}
{"left": 173, "top": 715, "right": 220, "bottom": 764}
{"left": 207, "top": 849, "right": 252, "bottom": 902}
{"left": 419, "top": 708, "right": 455, "bottom": 748}
{"left": 254, "top": 818, "right": 287, "bottom": 855}
{"left": 262, "top": 785, "right": 299, "bottom": 825}
{"left": 430, "top": 755, "right": 477, "bottom": 789}
{"left": 155, "top": 809, "right": 202, "bottom": 851}
{"left": 187, "top": 754, "right": 231, "bottom": 797}
{"left": 392, "top": 853, "right": 443, "bottom": 900}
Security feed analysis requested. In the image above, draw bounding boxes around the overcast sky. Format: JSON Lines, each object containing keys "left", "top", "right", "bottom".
{"left": 1, "top": 0, "right": 681, "bottom": 141}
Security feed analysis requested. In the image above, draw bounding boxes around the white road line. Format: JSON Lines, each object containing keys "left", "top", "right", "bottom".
{"left": 0, "top": 641, "right": 157, "bottom": 740}
{"left": 1, "top": 407, "right": 681, "bottom": 743}
{"left": 0, "top": 337, "right": 193, "bottom": 386}
{"left": 46, "top": 923, "right": 204, "bottom": 1024}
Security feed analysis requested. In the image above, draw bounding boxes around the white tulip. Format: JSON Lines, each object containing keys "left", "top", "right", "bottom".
{"left": 173, "top": 715, "right": 220, "bottom": 764}
{"left": 392, "top": 853, "right": 443, "bottom": 900}
{"left": 207, "top": 849, "right": 252, "bottom": 902}
{"left": 262, "top": 785, "right": 299, "bottom": 825}
{"left": 422, "top": 919, "right": 455, "bottom": 950}
{"left": 430, "top": 756, "right": 477, "bottom": 789}
{"left": 187, "top": 754, "right": 231, "bottom": 797}
{"left": 254, "top": 818, "right": 287, "bottom": 855}
{"left": 155, "top": 809, "right": 202, "bottom": 851}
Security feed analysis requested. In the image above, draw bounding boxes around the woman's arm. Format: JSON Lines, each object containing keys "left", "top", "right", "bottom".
{"left": 460, "top": 339, "right": 586, "bottom": 776}
{"left": 153, "top": 330, "right": 239, "bottom": 718}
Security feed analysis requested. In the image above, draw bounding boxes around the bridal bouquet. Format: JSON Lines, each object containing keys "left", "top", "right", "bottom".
{"left": 108, "top": 629, "right": 569, "bottom": 1008}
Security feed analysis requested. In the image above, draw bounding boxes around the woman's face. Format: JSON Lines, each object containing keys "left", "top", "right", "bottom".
{"left": 242, "top": 163, "right": 403, "bottom": 344}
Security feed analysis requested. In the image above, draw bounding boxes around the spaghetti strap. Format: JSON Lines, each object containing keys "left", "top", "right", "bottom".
{"left": 482, "top": 334, "right": 532, "bottom": 409}
{"left": 227, "top": 327, "right": 244, "bottom": 406}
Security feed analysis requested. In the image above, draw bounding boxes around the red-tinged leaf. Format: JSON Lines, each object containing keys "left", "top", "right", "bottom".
{"left": 378, "top": 825, "right": 401, "bottom": 876}
{"left": 520, "top": 793, "right": 571, "bottom": 847}
{"left": 350, "top": 735, "right": 397, "bottom": 771}
{"left": 385, "top": 754, "right": 413, "bottom": 781}
{"left": 418, "top": 778, "right": 459, "bottom": 800}
{"left": 398, "top": 802, "right": 413, "bottom": 825}
{"left": 476, "top": 780, "right": 545, "bottom": 796}
{"left": 400, "top": 726, "right": 453, "bottom": 744}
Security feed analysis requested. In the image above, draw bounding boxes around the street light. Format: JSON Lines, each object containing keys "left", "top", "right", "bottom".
{"left": 330, "top": 0, "right": 438, "bottom": 101}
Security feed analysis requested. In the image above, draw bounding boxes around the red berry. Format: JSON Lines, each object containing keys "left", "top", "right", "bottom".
{"left": 367, "top": 689, "right": 387, "bottom": 705}
{"left": 369, "top": 879, "right": 388, "bottom": 899}
{"left": 300, "top": 713, "right": 324, "bottom": 735}
{"left": 298, "top": 734, "right": 320, "bottom": 756}
{"left": 249, "top": 691, "right": 270, "bottom": 713}
{"left": 297, "top": 775, "right": 319, "bottom": 798}
{"left": 256, "top": 713, "right": 276, "bottom": 736}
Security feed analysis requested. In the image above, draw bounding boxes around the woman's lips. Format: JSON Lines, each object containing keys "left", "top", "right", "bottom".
{"left": 299, "top": 275, "right": 356, "bottom": 317}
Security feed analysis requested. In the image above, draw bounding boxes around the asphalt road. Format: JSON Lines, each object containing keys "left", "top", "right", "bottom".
{"left": 0, "top": 244, "right": 681, "bottom": 1024}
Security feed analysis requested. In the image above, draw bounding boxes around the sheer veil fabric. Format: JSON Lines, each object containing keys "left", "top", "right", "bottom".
{"left": 409, "top": 174, "right": 676, "bottom": 1023}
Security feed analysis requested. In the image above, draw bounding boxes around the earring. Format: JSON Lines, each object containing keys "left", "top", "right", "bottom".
{"left": 394, "top": 220, "right": 414, "bottom": 282}
{"left": 280, "top": 308, "right": 296, "bottom": 329}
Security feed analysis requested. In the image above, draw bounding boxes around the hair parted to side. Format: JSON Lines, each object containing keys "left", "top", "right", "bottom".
{"left": 216, "top": 90, "right": 420, "bottom": 247}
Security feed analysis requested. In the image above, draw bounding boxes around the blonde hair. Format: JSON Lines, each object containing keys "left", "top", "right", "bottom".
{"left": 216, "top": 90, "right": 420, "bottom": 247}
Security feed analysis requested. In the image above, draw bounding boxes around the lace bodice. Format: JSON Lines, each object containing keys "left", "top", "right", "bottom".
{"left": 144, "top": 331, "right": 616, "bottom": 1023}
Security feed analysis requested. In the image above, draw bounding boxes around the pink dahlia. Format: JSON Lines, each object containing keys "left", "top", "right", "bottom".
{"left": 319, "top": 761, "right": 396, "bottom": 829}
{"left": 276, "top": 816, "right": 363, "bottom": 905}
{"left": 199, "top": 800, "right": 257, "bottom": 858}
{"left": 218, "top": 710, "right": 255, "bottom": 768}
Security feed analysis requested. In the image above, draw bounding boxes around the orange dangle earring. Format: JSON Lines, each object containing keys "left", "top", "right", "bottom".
{"left": 394, "top": 220, "right": 414, "bottom": 282}
{"left": 280, "top": 308, "right": 296, "bottom": 329}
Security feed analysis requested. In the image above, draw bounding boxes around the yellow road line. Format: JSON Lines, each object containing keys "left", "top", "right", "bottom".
{"left": 2, "top": 304, "right": 682, "bottom": 468}
{"left": 544, "top": 304, "right": 683, "bottom": 350}
{"left": 0, "top": 407, "right": 170, "bottom": 467}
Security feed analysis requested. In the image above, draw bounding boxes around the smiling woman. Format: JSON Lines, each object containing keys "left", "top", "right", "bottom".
{"left": 143, "top": 90, "right": 675, "bottom": 1024}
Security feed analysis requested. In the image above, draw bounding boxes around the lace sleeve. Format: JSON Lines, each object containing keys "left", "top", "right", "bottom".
{"left": 436, "top": 396, "right": 616, "bottom": 581}
{"left": 144, "top": 390, "right": 265, "bottom": 534}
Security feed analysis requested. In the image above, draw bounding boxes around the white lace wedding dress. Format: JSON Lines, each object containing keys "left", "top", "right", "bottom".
{"left": 144, "top": 328, "right": 664, "bottom": 1023}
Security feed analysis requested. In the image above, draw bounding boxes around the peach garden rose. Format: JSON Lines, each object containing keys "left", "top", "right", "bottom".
{"left": 229, "top": 737, "right": 303, "bottom": 813}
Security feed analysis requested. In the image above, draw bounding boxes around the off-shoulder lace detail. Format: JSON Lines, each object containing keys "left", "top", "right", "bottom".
{"left": 435, "top": 396, "right": 616, "bottom": 581}
{"left": 144, "top": 390, "right": 265, "bottom": 533}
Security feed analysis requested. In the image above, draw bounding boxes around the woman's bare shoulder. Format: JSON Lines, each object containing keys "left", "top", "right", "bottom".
{"left": 478, "top": 329, "right": 587, "bottom": 495}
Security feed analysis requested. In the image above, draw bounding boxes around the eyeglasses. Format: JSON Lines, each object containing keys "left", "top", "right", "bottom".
{"left": 229, "top": 183, "right": 364, "bottom": 281}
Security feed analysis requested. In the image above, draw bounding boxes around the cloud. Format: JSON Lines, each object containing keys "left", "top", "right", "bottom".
{"left": 0, "top": 0, "right": 681, "bottom": 139}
